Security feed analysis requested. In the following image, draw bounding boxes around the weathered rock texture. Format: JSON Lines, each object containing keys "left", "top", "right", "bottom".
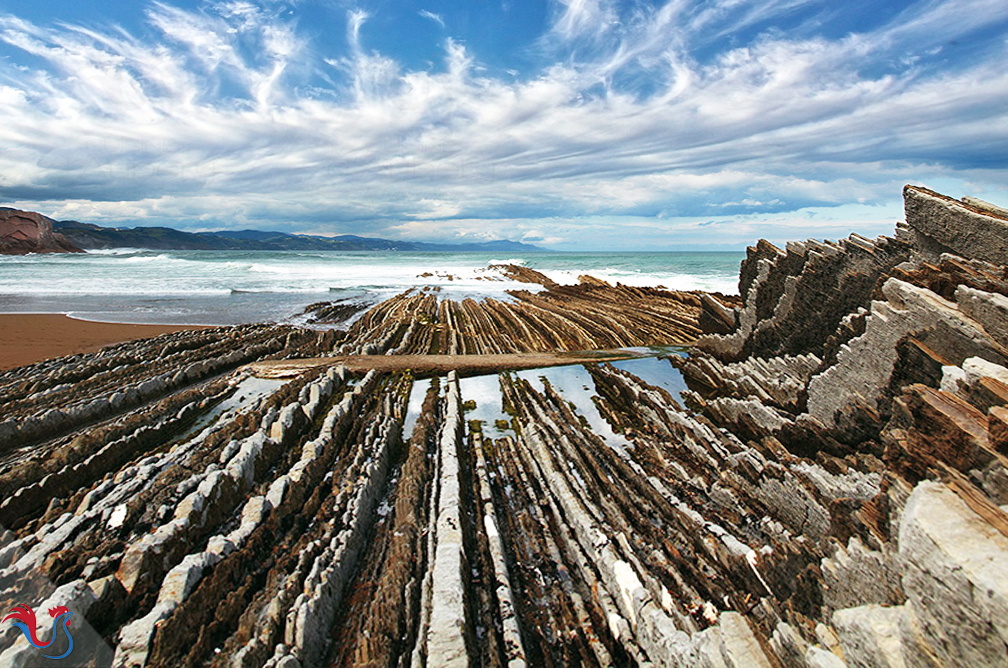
{"left": 674, "top": 183, "right": 1008, "bottom": 666}
{"left": 0, "top": 184, "right": 1005, "bottom": 667}
{"left": 318, "top": 267, "right": 738, "bottom": 355}
{"left": 900, "top": 185, "right": 1008, "bottom": 265}
{"left": 0, "top": 208, "right": 83, "bottom": 254}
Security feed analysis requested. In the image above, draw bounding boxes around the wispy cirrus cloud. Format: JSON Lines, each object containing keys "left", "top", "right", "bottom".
{"left": 0, "top": 0, "right": 1006, "bottom": 249}
{"left": 418, "top": 9, "right": 445, "bottom": 29}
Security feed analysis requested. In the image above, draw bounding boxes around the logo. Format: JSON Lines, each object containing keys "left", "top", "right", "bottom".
{"left": 3, "top": 603, "right": 74, "bottom": 659}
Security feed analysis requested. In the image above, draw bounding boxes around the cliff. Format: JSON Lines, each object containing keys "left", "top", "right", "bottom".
{"left": 0, "top": 208, "right": 83, "bottom": 254}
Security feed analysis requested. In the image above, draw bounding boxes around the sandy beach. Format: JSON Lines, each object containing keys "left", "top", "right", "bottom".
{"left": 0, "top": 314, "right": 206, "bottom": 370}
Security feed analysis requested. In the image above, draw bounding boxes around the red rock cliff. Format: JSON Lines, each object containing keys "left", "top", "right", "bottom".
{"left": 0, "top": 208, "right": 83, "bottom": 254}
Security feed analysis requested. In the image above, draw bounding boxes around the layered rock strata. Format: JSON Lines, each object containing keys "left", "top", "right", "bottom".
{"left": 0, "top": 184, "right": 1005, "bottom": 667}
{"left": 676, "top": 184, "right": 1008, "bottom": 665}
{"left": 0, "top": 208, "right": 83, "bottom": 254}
{"left": 321, "top": 269, "right": 738, "bottom": 355}
{"left": 900, "top": 185, "right": 1008, "bottom": 265}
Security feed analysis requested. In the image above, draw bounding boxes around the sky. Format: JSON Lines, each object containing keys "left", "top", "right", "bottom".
{"left": 0, "top": 0, "right": 1007, "bottom": 250}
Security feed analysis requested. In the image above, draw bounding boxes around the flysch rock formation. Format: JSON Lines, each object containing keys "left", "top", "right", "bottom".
{"left": 0, "top": 184, "right": 1005, "bottom": 667}
{"left": 680, "top": 183, "right": 1008, "bottom": 665}
{"left": 0, "top": 208, "right": 83, "bottom": 255}
{"left": 317, "top": 269, "right": 738, "bottom": 355}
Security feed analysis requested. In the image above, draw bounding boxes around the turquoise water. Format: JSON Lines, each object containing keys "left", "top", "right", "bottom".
{"left": 0, "top": 250, "right": 742, "bottom": 325}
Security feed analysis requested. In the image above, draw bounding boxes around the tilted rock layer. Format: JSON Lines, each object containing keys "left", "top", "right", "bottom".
{"left": 678, "top": 184, "right": 1008, "bottom": 665}
{"left": 320, "top": 267, "right": 738, "bottom": 355}
{"left": 0, "top": 184, "right": 1006, "bottom": 667}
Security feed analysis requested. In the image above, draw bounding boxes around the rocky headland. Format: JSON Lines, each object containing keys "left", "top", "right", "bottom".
{"left": 0, "top": 208, "right": 83, "bottom": 255}
{"left": 0, "top": 185, "right": 1005, "bottom": 667}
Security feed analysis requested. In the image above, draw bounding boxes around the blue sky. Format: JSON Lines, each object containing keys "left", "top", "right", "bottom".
{"left": 0, "top": 0, "right": 1006, "bottom": 250}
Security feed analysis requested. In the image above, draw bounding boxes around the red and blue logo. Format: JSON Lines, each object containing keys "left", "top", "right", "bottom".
{"left": 3, "top": 603, "right": 74, "bottom": 659}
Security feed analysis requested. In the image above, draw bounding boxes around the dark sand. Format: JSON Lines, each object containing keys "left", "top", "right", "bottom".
{"left": 0, "top": 314, "right": 207, "bottom": 370}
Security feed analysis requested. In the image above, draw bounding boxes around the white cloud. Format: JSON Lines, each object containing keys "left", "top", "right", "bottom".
{"left": 418, "top": 10, "right": 445, "bottom": 29}
{"left": 0, "top": 0, "right": 1006, "bottom": 247}
{"left": 407, "top": 198, "right": 462, "bottom": 219}
{"left": 549, "top": 0, "right": 620, "bottom": 43}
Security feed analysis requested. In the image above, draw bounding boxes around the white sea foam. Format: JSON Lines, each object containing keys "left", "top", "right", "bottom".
{"left": 123, "top": 254, "right": 176, "bottom": 263}
{"left": 85, "top": 248, "right": 145, "bottom": 256}
{"left": 488, "top": 258, "right": 527, "bottom": 266}
{"left": 538, "top": 268, "right": 738, "bottom": 294}
{"left": 0, "top": 249, "right": 743, "bottom": 324}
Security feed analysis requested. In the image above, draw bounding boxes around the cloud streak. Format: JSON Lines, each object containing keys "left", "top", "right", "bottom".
{"left": 0, "top": 0, "right": 1006, "bottom": 248}
{"left": 418, "top": 10, "right": 445, "bottom": 29}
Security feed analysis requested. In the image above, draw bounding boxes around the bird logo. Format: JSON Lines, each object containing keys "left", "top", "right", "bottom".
{"left": 3, "top": 603, "right": 75, "bottom": 659}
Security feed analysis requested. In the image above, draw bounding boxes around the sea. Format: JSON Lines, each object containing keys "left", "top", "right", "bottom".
{"left": 0, "top": 250, "right": 743, "bottom": 326}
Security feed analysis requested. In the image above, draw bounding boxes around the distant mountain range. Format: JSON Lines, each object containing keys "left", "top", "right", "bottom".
{"left": 52, "top": 219, "right": 545, "bottom": 252}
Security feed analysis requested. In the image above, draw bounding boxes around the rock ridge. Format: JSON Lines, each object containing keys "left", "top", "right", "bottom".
{"left": 676, "top": 183, "right": 1008, "bottom": 665}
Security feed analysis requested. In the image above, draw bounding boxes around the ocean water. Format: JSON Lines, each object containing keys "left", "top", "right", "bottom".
{"left": 0, "top": 250, "right": 743, "bottom": 325}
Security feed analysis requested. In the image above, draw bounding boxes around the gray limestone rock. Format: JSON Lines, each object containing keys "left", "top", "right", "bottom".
{"left": 806, "top": 278, "right": 1000, "bottom": 429}
{"left": 805, "top": 645, "right": 847, "bottom": 668}
{"left": 821, "top": 537, "right": 903, "bottom": 617}
{"left": 770, "top": 622, "right": 810, "bottom": 668}
{"left": 423, "top": 372, "right": 470, "bottom": 667}
{"left": 832, "top": 604, "right": 906, "bottom": 668}
{"left": 904, "top": 185, "right": 1008, "bottom": 266}
{"left": 962, "top": 196, "right": 1008, "bottom": 219}
{"left": 898, "top": 481, "right": 1008, "bottom": 666}
{"left": 957, "top": 285, "right": 1008, "bottom": 348}
{"left": 716, "top": 611, "right": 774, "bottom": 668}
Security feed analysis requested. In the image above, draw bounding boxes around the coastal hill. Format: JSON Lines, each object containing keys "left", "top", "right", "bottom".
{"left": 0, "top": 185, "right": 1006, "bottom": 666}
{"left": 0, "top": 208, "right": 82, "bottom": 254}
{"left": 52, "top": 218, "right": 545, "bottom": 252}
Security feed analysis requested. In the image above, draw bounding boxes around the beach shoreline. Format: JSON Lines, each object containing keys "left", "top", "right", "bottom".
{"left": 0, "top": 313, "right": 208, "bottom": 370}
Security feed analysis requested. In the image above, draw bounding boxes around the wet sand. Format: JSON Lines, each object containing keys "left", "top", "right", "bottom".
{"left": 0, "top": 314, "right": 207, "bottom": 370}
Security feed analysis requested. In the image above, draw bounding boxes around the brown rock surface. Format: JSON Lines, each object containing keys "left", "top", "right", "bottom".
{"left": 989, "top": 406, "right": 1008, "bottom": 456}
{"left": 0, "top": 208, "right": 83, "bottom": 254}
{"left": 326, "top": 277, "right": 737, "bottom": 356}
